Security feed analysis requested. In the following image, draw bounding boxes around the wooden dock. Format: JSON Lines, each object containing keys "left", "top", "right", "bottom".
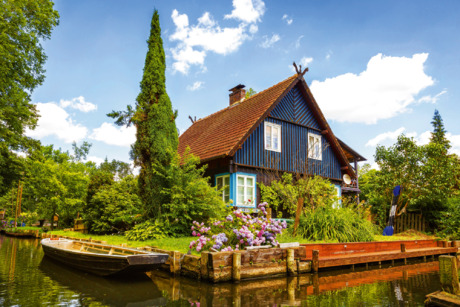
{"left": 302, "top": 240, "right": 458, "bottom": 272}
{"left": 40, "top": 233, "right": 459, "bottom": 283}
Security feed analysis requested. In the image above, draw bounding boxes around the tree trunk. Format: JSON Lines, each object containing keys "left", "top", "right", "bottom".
{"left": 293, "top": 197, "right": 304, "bottom": 236}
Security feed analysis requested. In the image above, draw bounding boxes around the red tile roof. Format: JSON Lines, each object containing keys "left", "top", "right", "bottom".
{"left": 178, "top": 74, "right": 299, "bottom": 162}
{"left": 178, "top": 73, "right": 356, "bottom": 178}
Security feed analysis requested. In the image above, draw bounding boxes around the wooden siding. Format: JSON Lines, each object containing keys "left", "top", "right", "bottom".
{"left": 270, "top": 85, "right": 321, "bottom": 129}
{"left": 234, "top": 117, "right": 342, "bottom": 180}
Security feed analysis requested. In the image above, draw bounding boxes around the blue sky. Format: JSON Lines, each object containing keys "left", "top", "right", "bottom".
{"left": 29, "top": 0, "right": 460, "bottom": 167}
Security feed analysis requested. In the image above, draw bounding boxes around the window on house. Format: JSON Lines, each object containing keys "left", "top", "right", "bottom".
{"left": 308, "top": 133, "right": 322, "bottom": 160}
{"left": 265, "top": 122, "right": 281, "bottom": 152}
{"left": 236, "top": 175, "right": 255, "bottom": 206}
{"left": 216, "top": 175, "right": 230, "bottom": 203}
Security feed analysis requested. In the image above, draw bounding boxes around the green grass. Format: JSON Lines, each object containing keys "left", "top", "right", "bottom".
{"left": 48, "top": 230, "right": 195, "bottom": 254}
{"left": 46, "top": 229, "right": 438, "bottom": 255}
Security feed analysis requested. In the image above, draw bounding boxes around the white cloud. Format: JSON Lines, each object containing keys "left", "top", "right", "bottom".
{"left": 282, "top": 14, "right": 293, "bottom": 25}
{"left": 85, "top": 155, "right": 105, "bottom": 165}
{"left": 26, "top": 102, "right": 88, "bottom": 143}
{"left": 89, "top": 123, "right": 136, "bottom": 147}
{"left": 260, "top": 34, "right": 280, "bottom": 48}
{"left": 366, "top": 127, "right": 406, "bottom": 147}
{"left": 170, "top": 1, "right": 265, "bottom": 74}
{"left": 300, "top": 56, "right": 313, "bottom": 67}
{"left": 59, "top": 96, "right": 97, "bottom": 112}
{"left": 448, "top": 133, "right": 460, "bottom": 156}
{"left": 249, "top": 24, "right": 258, "bottom": 34}
{"left": 325, "top": 50, "right": 332, "bottom": 60}
{"left": 310, "top": 53, "right": 434, "bottom": 124}
{"left": 366, "top": 128, "right": 460, "bottom": 157}
{"left": 187, "top": 81, "right": 204, "bottom": 91}
{"left": 418, "top": 90, "right": 447, "bottom": 104}
{"left": 224, "top": 0, "right": 265, "bottom": 23}
{"left": 295, "top": 35, "right": 304, "bottom": 49}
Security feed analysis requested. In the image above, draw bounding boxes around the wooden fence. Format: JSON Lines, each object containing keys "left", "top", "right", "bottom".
{"left": 394, "top": 213, "right": 426, "bottom": 233}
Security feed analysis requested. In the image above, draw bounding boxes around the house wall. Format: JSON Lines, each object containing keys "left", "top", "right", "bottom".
{"left": 234, "top": 86, "right": 342, "bottom": 181}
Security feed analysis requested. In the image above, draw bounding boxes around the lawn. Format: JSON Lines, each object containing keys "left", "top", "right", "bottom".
{"left": 48, "top": 230, "right": 195, "bottom": 254}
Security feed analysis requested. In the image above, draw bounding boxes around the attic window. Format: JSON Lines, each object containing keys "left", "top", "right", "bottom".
{"left": 308, "top": 133, "right": 322, "bottom": 160}
{"left": 265, "top": 122, "right": 281, "bottom": 152}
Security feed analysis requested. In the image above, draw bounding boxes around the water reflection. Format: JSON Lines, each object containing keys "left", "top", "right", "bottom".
{"left": 0, "top": 234, "right": 442, "bottom": 306}
{"left": 147, "top": 261, "right": 440, "bottom": 306}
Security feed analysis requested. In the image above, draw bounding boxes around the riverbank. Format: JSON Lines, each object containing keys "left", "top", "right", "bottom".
{"left": 44, "top": 229, "right": 437, "bottom": 255}
{"left": 40, "top": 231, "right": 457, "bottom": 283}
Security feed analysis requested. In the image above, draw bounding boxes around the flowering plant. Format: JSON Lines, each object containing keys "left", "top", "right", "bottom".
{"left": 188, "top": 202, "right": 287, "bottom": 252}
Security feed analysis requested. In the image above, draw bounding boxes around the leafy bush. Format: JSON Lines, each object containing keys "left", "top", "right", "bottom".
{"left": 125, "top": 220, "right": 168, "bottom": 241}
{"left": 189, "top": 203, "right": 287, "bottom": 252}
{"left": 19, "top": 211, "right": 39, "bottom": 226}
{"left": 438, "top": 197, "right": 460, "bottom": 240}
{"left": 296, "top": 206, "right": 378, "bottom": 242}
{"left": 260, "top": 173, "right": 339, "bottom": 218}
{"left": 84, "top": 175, "right": 141, "bottom": 234}
{"left": 152, "top": 148, "right": 227, "bottom": 235}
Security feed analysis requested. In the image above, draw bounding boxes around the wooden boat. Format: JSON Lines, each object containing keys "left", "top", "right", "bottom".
{"left": 41, "top": 238, "right": 169, "bottom": 276}
{"left": 5, "top": 230, "right": 36, "bottom": 238}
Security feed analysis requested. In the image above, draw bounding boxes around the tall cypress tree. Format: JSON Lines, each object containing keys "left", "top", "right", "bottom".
{"left": 109, "top": 10, "right": 178, "bottom": 219}
{"left": 430, "top": 109, "right": 450, "bottom": 151}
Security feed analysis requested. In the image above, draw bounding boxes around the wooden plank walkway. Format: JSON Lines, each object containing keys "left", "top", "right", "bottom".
{"left": 301, "top": 240, "right": 458, "bottom": 271}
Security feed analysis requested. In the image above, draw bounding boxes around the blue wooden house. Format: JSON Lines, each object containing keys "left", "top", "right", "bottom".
{"left": 178, "top": 71, "right": 366, "bottom": 211}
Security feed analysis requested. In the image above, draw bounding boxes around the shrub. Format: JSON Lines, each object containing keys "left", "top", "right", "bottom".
{"left": 125, "top": 220, "right": 168, "bottom": 241}
{"left": 153, "top": 149, "right": 227, "bottom": 235}
{"left": 438, "top": 197, "right": 460, "bottom": 240}
{"left": 296, "top": 206, "right": 378, "bottom": 242}
{"left": 188, "top": 203, "right": 287, "bottom": 252}
{"left": 260, "top": 173, "right": 339, "bottom": 218}
{"left": 84, "top": 175, "right": 141, "bottom": 234}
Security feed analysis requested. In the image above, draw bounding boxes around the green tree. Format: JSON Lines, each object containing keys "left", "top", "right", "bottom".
{"left": 361, "top": 134, "right": 459, "bottom": 228}
{"left": 0, "top": 0, "right": 59, "bottom": 195}
{"left": 245, "top": 88, "right": 257, "bottom": 98}
{"left": 22, "top": 145, "right": 89, "bottom": 229}
{"left": 260, "top": 173, "right": 339, "bottom": 218}
{"left": 430, "top": 109, "right": 450, "bottom": 151}
{"left": 85, "top": 175, "right": 141, "bottom": 234}
{"left": 108, "top": 10, "right": 178, "bottom": 219}
{"left": 153, "top": 149, "right": 226, "bottom": 235}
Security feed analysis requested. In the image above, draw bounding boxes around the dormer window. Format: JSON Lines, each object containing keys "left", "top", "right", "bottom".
{"left": 265, "top": 122, "right": 281, "bottom": 152}
{"left": 308, "top": 132, "right": 322, "bottom": 160}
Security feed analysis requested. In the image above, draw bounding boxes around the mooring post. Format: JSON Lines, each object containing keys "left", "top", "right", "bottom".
{"left": 391, "top": 260, "right": 395, "bottom": 266}
{"left": 287, "top": 249, "right": 296, "bottom": 276}
{"left": 233, "top": 252, "right": 241, "bottom": 282}
{"left": 170, "top": 251, "right": 180, "bottom": 275}
{"left": 439, "top": 255, "right": 460, "bottom": 295}
{"left": 200, "top": 252, "right": 210, "bottom": 281}
{"left": 424, "top": 256, "right": 427, "bottom": 262}
{"left": 312, "top": 250, "right": 319, "bottom": 273}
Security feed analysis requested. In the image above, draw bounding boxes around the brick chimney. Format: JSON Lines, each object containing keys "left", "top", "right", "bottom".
{"left": 229, "top": 84, "right": 246, "bottom": 105}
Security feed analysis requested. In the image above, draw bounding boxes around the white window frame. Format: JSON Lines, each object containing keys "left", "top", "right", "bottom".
{"left": 264, "top": 121, "right": 282, "bottom": 152}
{"left": 308, "top": 132, "right": 322, "bottom": 160}
{"left": 216, "top": 175, "right": 230, "bottom": 203}
{"left": 236, "top": 174, "right": 256, "bottom": 207}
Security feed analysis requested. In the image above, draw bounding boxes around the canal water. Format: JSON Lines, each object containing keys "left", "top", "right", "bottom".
{"left": 0, "top": 234, "right": 442, "bottom": 306}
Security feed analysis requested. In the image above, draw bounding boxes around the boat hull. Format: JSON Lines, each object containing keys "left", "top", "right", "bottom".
{"left": 41, "top": 238, "right": 169, "bottom": 276}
